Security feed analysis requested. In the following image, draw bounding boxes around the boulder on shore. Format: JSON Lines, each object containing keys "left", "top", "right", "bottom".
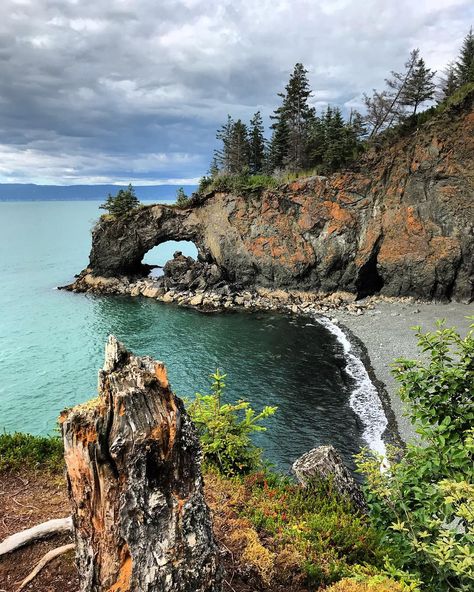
{"left": 292, "top": 445, "right": 368, "bottom": 513}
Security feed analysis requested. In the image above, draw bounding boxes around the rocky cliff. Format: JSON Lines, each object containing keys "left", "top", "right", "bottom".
{"left": 79, "top": 92, "right": 474, "bottom": 302}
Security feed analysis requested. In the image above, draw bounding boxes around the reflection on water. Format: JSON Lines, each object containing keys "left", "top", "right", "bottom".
{"left": 0, "top": 201, "right": 365, "bottom": 472}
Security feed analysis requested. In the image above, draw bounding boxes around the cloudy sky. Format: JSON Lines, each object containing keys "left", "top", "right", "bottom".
{"left": 0, "top": 0, "right": 472, "bottom": 185}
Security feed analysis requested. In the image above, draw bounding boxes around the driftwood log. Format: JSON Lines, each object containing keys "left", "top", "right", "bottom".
{"left": 60, "top": 335, "right": 221, "bottom": 592}
{"left": 17, "top": 543, "right": 75, "bottom": 591}
{"left": 0, "top": 517, "right": 72, "bottom": 557}
{"left": 292, "top": 445, "right": 368, "bottom": 513}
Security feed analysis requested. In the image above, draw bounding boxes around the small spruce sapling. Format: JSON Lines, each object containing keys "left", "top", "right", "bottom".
{"left": 188, "top": 369, "right": 277, "bottom": 476}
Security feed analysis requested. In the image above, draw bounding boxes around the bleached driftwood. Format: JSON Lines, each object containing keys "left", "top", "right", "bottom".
{"left": 0, "top": 517, "right": 72, "bottom": 557}
{"left": 17, "top": 542, "right": 75, "bottom": 591}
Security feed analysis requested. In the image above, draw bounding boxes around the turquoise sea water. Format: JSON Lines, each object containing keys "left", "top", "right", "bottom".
{"left": 0, "top": 201, "right": 368, "bottom": 471}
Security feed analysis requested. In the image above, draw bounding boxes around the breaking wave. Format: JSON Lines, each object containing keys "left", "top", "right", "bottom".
{"left": 316, "top": 316, "right": 387, "bottom": 456}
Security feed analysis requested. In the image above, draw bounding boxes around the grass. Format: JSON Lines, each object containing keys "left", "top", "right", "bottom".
{"left": 205, "top": 469, "right": 389, "bottom": 589}
{"left": 0, "top": 431, "right": 405, "bottom": 590}
{"left": 196, "top": 172, "right": 279, "bottom": 198}
{"left": 0, "top": 432, "right": 64, "bottom": 473}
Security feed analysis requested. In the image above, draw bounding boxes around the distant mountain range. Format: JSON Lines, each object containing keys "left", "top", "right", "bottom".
{"left": 0, "top": 184, "right": 198, "bottom": 201}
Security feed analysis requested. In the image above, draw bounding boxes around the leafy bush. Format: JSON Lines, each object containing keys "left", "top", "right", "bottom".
{"left": 0, "top": 432, "right": 64, "bottom": 472}
{"left": 187, "top": 370, "right": 277, "bottom": 475}
{"left": 357, "top": 320, "right": 474, "bottom": 592}
{"left": 326, "top": 575, "right": 405, "bottom": 591}
{"left": 99, "top": 183, "right": 141, "bottom": 217}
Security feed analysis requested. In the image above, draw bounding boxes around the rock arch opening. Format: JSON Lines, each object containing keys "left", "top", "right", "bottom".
{"left": 143, "top": 240, "right": 199, "bottom": 278}
{"left": 141, "top": 237, "right": 225, "bottom": 293}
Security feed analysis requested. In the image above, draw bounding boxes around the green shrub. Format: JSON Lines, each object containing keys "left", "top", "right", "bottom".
{"left": 187, "top": 370, "right": 277, "bottom": 475}
{"left": 196, "top": 172, "right": 278, "bottom": 197}
{"left": 239, "top": 472, "right": 387, "bottom": 587}
{"left": 357, "top": 320, "right": 474, "bottom": 592}
{"left": 0, "top": 432, "right": 64, "bottom": 472}
{"left": 99, "top": 183, "right": 141, "bottom": 217}
{"left": 325, "top": 575, "right": 405, "bottom": 592}
{"left": 174, "top": 186, "right": 191, "bottom": 208}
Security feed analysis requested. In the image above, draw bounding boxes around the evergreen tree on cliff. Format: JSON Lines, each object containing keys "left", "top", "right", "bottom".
{"left": 365, "top": 49, "right": 420, "bottom": 136}
{"left": 400, "top": 56, "right": 436, "bottom": 115}
{"left": 456, "top": 27, "right": 474, "bottom": 85}
{"left": 437, "top": 63, "right": 458, "bottom": 101}
{"left": 214, "top": 116, "right": 251, "bottom": 174}
{"left": 100, "top": 184, "right": 140, "bottom": 217}
{"left": 248, "top": 111, "right": 266, "bottom": 173}
{"left": 267, "top": 109, "right": 290, "bottom": 171}
{"left": 214, "top": 115, "right": 234, "bottom": 172}
{"left": 228, "top": 119, "right": 250, "bottom": 173}
{"left": 308, "top": 107, "right": 362, "bottom": 173}
{"left": 269, "top": 63, "right": 315, "bottom": 170}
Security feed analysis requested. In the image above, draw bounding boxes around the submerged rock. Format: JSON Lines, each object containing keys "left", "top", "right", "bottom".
{"left": 292, "top": 445, "right": 368, "bottom": 513}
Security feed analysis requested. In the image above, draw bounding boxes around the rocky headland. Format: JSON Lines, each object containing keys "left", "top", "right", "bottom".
{"left": 63, "top": 90, "right": 474, "bottom": 446}
{"left": 67, "top": 89, "right": 473, "bottom": 304}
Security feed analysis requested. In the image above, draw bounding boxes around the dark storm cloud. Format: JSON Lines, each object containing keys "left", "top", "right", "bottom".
{"left": 0, "top": 0, "right": 472, "bottom": 184}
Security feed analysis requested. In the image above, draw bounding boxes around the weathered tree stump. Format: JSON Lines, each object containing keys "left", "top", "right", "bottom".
{"left": 60, "top": 335, "right": 221, "bottom": 592}
{"left": 292, "top": 445, "right": 368, "bottom": 513}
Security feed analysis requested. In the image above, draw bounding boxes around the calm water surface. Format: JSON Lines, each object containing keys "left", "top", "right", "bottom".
{"left": 0, "top": 201, "right": 366, "bottom": 471}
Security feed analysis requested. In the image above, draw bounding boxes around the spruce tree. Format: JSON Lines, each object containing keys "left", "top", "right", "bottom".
{"left": 214, "top": 115, "right": 234, "bottom": 172}
{"left": 228, "top": 119, "right": 250, "bottom": 173}
{"left": 268, "top": 108, "right": 290, "bottom": 171}
{"left": 307, "top": 114, "right": 325, "bottom": 169}
{"left": 456, "top": 27, "right": 474, "bottom": 86}
{"left": 400, "top": 56, "right": 436, "bottom": 115}
{"left": 323, "top": 107, "right": 349, "bottom": 172}
{"left": 437, "top": 63, "right": 458, "bottom": 101}
{"left": 282, "top": 63, "right": 315, "bottom": 169}
{"left": 100, "top": 184, "right": 140, "bottom": 217}
{"left": 269, "top": 63, "right": 314, "bottom": 171}
{"left": 208, "top": 156, "right": 219, "bottom": 177}
{"left": 248, "top": 111, "right": 266, "bottom": 173}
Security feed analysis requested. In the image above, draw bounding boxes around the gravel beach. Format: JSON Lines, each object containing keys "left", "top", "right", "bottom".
{"left": 336, "top": 300, "right": 473, "bottom": 442}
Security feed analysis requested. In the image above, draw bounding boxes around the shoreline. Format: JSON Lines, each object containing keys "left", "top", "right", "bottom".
{"left": 63, "top": 271, "right": 473, "bottom": 448}
{"left": 335, "top": 301, "right": 473, "bottom": 442}
{"left": 66, "top": 273, "right": 442, "bottom": 451}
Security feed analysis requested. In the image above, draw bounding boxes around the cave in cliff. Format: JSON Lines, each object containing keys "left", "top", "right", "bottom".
{"left": 355, "top": 251, "right": 384, "bottom": 298}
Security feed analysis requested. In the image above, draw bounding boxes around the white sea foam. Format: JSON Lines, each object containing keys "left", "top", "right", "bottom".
{"left": 316, "top": 316, "right": 387, "bottom": 456}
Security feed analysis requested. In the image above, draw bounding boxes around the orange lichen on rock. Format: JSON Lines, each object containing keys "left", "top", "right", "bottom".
{"left": 323, "top": 201, "right": 354, "bottom": 235}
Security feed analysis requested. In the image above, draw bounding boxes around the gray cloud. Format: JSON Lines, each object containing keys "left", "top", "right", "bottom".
{"left": 0, "top": 0, "right": 472, "bottom": 184}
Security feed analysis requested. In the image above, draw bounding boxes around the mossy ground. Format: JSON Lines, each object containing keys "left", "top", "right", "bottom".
{"left": 0, "top": 434, "right": 400, "bottom": 591}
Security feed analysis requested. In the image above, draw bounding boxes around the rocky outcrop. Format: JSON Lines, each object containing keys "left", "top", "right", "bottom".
{"left": 60, "top": 336, "right": 221, "bottom": 592}
{"left": 292, "top": 446, "right": 367, "bottom": 513}
{"left": 77, "top": 92, "right": 474, "bottom": 302}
